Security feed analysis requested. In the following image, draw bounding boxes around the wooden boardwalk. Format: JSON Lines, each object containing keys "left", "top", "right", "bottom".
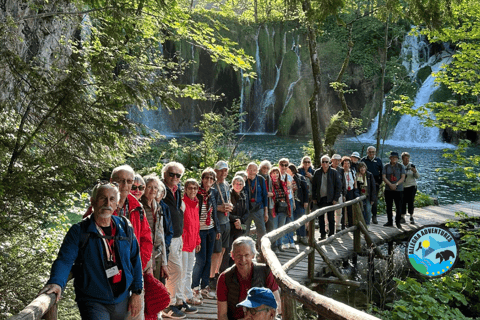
{"left": 184, "top": 201, "right": 480, "bottom": 319}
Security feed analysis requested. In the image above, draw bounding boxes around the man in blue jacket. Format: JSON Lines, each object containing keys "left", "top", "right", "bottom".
{"left": 245, "top": 162, "right": 268, "bottom": 251}
{"left": 39, "top": 182, "right": 143, "bottom": 319}
{"left": 312, "top": 155, "right": 342, "bottom": 239}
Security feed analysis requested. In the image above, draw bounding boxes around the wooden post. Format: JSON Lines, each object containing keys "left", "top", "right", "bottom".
{"left": 307, "top": 205, "right": 315, "bottom": 281}
{"left": 353, "top": 203, "right": 361, "bottom": 253}
{"left": 281, "top": 292, "right": 297, "bottom": 320}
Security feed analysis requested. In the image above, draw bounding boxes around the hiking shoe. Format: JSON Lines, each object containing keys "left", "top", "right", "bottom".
{"left": 410, "top": 216, "right": 415, "bottom": 224}
{"left": 176, "top": 301, "right": 198, "bottom": 314}
{"left": 201, "top": 287, "right": 216, "bottom": 300}
{"left": 186, "top": 296, "right": 203, "bottom": 306}
{"left": 372, "top": 216, "right": 378, "bottom": 224}
{"left": 396, "top": 222, "right": 403, "bottom": 229}
{"left": 162, "top": 306, "right": 186, "bottom": 319}
{"left": 383, "top": 222, "right": 393, "bottom": 227}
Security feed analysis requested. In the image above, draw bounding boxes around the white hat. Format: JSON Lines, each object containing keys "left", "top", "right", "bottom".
{"left": 332, "top": 154, "right": 342, "bottom": 160}
{"left": 214, "top": 160, "right": 229, "bottom": 170}
{"left": 351, "top": 152, "right": 360, "bottom": 159}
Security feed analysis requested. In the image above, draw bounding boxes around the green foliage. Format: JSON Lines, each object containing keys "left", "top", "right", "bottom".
{"left": 130, "top": 101, "right": 251, "bottom": 181}
{"left": 414, "top": 191, "right": 435, "bottom": 207}
{"left": 377, "top": 213, "right": 480, "bottom": 319}
{"left": 416, "top": 65, "right": 432, "bottom": 84}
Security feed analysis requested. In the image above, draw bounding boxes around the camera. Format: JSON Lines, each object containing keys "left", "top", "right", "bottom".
{"left": 411, "top": 164, "right": 416, "bottom": 168}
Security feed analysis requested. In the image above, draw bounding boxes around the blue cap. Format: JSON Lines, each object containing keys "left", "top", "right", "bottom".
{"left": 236, "top": 287, "right": 277, "bottom": 309}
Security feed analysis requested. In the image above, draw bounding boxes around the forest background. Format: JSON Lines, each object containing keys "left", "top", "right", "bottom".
{"left": 1, "top": 0, "right": 480, "bottom": 318}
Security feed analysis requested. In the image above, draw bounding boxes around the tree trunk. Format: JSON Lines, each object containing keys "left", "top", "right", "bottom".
{"left": 254, "top": 0, "right": 258, "bottom": 23}
{"left": 376, "top": 17, "right": 389, "bottom": 151}
{"left": 303, "top": 0, "right": 323, "bottom": 166}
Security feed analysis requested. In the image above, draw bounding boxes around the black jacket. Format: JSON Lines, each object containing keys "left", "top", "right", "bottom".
{"left": 357, "top": 171, "right": 377, "bottom": 202}
{"left": 229, "top": 189, "right": 249, "bottom": 224}
{"left": 163, "top": 182, "right": 184, "bottom": 238}
{"left": 293, "top": 173, "right": 309, "bottom": 204}
{"left": 311, "top": 167, "right": 342, "bottom": 203}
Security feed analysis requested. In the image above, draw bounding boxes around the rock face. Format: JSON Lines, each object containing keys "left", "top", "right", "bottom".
{"left": 0, "top": 1, "right": 78, "bottom": 101}
{"left": 130, "top": 22, "right": 379, "bottom": 136}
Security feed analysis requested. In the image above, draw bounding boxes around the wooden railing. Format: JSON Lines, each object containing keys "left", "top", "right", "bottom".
{"left": 8, "top": 292, "right": 57, "bottom": 320}
{"left": 261, "top": 196, "right": 383, "bottom": 320}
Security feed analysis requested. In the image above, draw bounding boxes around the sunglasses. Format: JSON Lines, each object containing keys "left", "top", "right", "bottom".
{"left": 322, "top": 161, "right": 329, "bottom": 164}
{"left": 280, "top": 163, "right": 288, "bottom": 167}
{"left": 303, "top": 161, "right": 311, "bottom": 163}
{"left": 131, "top": 185, "right": 145, "bottom": 191}
{"left": 168, "top": 172, "right": 181, "bottom": 178}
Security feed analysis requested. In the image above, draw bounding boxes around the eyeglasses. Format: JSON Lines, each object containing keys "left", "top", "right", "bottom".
{"left": 203, "top": 176, "right": 215, "bottom": 181}
{"left": 131, "top": 185, "right": 145, "bottom": 191}
{"left": 187, "top": 186, "right": 198, "bottom": 190}
{"left": 168, "top": 172, "right": 181, "bottom": 178}
{"left": 322, "top": 161, "right": 329, "bottom": 164}
{"left": 280, "top": 163, "right": 288, "bottom": 167}
{"left": 243, "top": 307, "right": 271, "bottom": 315}
{"left": 115, "top": 179, "right": 133, "bottom": 185}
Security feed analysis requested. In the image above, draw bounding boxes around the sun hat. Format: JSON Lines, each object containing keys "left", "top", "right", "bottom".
{"left": 351, "top": 151, "right": 360, "bottom": 159}
{"left": 332, "top": 154, "right": 342, "bottom": 160}
{"left": 214, "top": 160, "right": 229, "bottom": 170}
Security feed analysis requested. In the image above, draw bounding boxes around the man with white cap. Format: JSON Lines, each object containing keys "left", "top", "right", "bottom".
{"left": 236, "top": 287, "right": 277, "bottom": 320}
{"left": 209, "top": 160, "right": 234, "bottom": 296}
{"left": 350, "top": 152, "right": 361, "bottom": 175}
{"left": 330, "top": 154, "right": 344, "bottom": 233}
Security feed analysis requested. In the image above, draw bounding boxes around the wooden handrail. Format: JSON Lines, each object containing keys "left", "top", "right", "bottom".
{"left": 8, "top": 293, "right": 57, "bottom": 320}
{"left": 261, "top": 196, "right": 382, "bottom": 320}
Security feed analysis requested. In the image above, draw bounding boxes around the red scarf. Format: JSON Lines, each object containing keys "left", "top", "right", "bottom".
{"left": 269, "top": 174, "right": 291, "bottom": 218}
{"left": 198, "top": 187, "right": 213, "bottom": 226}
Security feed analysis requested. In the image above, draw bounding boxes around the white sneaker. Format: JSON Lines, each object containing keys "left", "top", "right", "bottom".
{"left": 281, "top": 244, "right": 289, "bottom": 250}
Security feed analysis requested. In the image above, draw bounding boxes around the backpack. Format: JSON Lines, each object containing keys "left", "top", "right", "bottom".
{"left": 72, "top": 216, "right": 133, "bottom": 277}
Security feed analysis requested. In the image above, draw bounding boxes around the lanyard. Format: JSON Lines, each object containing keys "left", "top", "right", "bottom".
{"left": 248, "top": 177, "right": 257, "bottom": 202}
{"left": 118, "top": 198, "right": 129, "bottom": 218}
{"left": 95, "top": 222, "right": 117, "bottom": 263}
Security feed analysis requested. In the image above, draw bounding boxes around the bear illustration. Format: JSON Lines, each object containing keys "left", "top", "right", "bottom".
{"left": 436, "top": 250, "right": 455, "bottom": 263}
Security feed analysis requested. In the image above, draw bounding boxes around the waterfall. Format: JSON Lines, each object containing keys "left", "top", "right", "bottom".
{"left": 384, "top": 57, "right": 454, "bottom": 148}
{"left": 357, "top": 29, "right": 455, "bottom": 149}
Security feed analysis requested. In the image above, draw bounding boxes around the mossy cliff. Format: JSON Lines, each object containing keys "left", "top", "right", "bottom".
{"left": 161, "top": 16, "right": 401, "bottom": 135}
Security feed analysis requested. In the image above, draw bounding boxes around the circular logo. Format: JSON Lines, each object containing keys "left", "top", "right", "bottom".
{"left": 406, "top": 225, "right": 459, "bottom": 277}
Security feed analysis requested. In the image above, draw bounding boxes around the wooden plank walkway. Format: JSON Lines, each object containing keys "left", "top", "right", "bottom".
{"left": 184, "top": 201, "right": 480, "bottom": 319}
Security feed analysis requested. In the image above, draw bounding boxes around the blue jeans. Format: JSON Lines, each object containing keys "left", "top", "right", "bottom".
{"left": 363, "top": 199, "right": 372, "bottom": 225}
{"left": 277, "top": 199, "right": 295, "bottom": 245}
{"left": 192, "top": 228, "right": 216, "bottom": 289}
{"left": 245, "top": 206, "right": 267, "bottom": 248}
{"left": 294, "top": 200, "right": 306, "bottom": 238}
{"left": 78, "top": 296, "right": 129, "bottom": 320}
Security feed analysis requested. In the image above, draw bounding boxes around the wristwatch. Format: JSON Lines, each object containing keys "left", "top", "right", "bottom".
{"left": 131, "top": 289, "right": 143, "bottom": 295}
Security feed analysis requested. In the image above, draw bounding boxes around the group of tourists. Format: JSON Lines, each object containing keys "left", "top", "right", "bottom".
{"left": 39, "top": 146, "right": 419, "bottom": 320}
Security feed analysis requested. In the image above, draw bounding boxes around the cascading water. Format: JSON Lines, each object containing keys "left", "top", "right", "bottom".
{"left": 384, "top": 57, "right": 453, "bottom": 148}
{"left": 358, "top": 30, "right": 455, "bottom": 149}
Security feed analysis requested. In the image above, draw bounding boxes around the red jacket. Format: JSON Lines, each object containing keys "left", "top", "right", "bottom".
{"left": 182, "top": 195, "right": 201, "bottom": 252}
{"left": 83, "top": 194, "right": 153, "bottom": 271}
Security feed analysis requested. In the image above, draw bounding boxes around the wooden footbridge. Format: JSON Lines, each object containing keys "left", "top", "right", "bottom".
{"left": 10, "top": 200, "right": 480, "bottom": 320}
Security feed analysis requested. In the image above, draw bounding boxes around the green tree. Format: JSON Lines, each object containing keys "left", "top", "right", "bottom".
{"left": 394, "top": 0, "right": 480, "bottom": 189}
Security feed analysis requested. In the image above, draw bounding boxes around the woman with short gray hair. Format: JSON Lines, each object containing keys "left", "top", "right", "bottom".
{"left": 141, "top": 173, "right": 173, "bottom": 284}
